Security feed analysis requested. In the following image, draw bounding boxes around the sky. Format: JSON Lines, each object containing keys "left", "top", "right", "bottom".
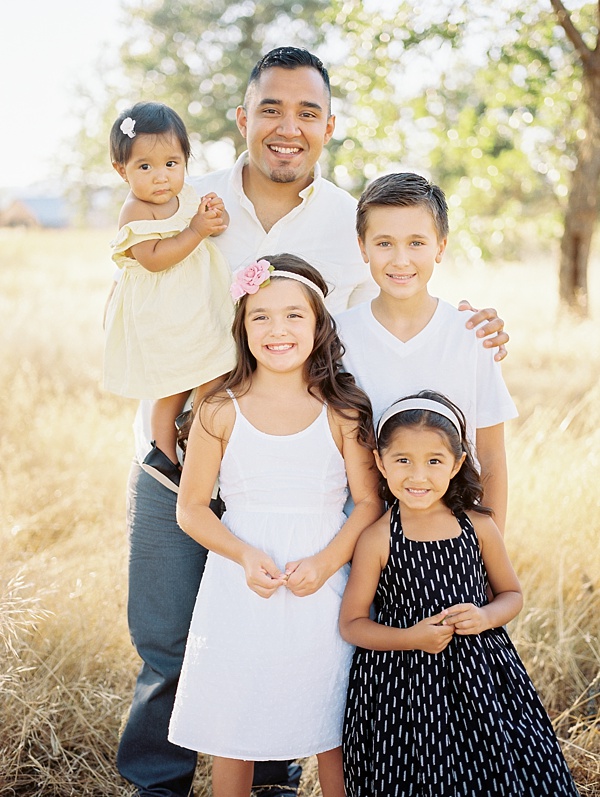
{"left": 1, "top": 0, "right": 126, "bottom": 191}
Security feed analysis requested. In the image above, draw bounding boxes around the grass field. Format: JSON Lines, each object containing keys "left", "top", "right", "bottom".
{"left": 0, "top": 228, "right": 599, "bottom": 795}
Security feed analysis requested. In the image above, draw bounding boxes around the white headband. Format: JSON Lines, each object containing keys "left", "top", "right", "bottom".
{"left": 270, "top": 270, "right": 325, "bottom": 301}
{"left": 376, "top": 397, "right": 463, "bottom": 441}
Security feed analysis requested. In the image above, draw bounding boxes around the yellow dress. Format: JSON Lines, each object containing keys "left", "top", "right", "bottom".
{"left": 104, "top": 184, "right": 236, "bottom": 399}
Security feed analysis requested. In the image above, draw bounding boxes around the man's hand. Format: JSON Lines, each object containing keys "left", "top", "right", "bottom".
{"left": 458, "top": 300, "right": 509, "bottom": 362}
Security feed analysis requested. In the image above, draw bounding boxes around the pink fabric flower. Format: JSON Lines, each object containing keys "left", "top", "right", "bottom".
{"left": 230, "top": 259, "right": 273, "bottom": 301}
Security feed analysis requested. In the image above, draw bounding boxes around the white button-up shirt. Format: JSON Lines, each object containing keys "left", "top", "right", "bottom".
{"left": 133, "top": 153, "right": 376, "bottom": 460}
{"left": 189, "top": 152, "right": 375, "bottom": 314}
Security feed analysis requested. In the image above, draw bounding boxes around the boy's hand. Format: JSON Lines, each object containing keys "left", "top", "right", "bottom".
{"left": 442, "top": 603, "right": 489, "bottom": 635}
{"left": 458, "top": 301, "right": 508, "bottom": 361}
{"left": 410, "top": 610, "right": 455, "bottom": 654}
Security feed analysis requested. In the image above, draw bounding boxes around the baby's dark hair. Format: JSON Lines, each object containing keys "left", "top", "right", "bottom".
{"left": 376, "top": 390, "right": 492, "bottom": 515}
{"left": 356, "top": 172, "right": 449, "bottom": 243}
{"left": 110, "top": 102, "right": 190, "bottom": 166}
{"left": 244, "top": 47, "right": 331, "bottom": 114}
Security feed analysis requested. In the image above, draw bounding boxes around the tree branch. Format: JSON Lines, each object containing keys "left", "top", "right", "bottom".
{"left": 549, "top": 0, "right": 594, "bottom": 69}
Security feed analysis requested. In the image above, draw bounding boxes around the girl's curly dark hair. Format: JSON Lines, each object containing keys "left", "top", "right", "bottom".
{"left": 198, "top": 253, "right": 375, "bottom": 450}
{"left": 376, "top": 389, "right": 492, "bottom": 516}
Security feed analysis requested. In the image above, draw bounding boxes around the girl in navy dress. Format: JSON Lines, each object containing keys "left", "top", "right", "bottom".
{"left": 340, "top": 390, "right": 579, "bottom": 796}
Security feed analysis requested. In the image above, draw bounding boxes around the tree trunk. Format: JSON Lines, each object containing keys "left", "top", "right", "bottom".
{"left": 558, "top": 75, "right": 600, "bottom": 315}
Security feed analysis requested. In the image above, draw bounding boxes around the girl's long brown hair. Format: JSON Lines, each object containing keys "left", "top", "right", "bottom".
{"left": 200, "top": 253, "right": 374, "bottom": 449}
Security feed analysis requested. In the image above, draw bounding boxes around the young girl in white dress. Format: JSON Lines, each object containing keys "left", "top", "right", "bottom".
{"left": 104, "top": 102, "right": 236, "bottom": 487}
{"left": 168, "top": 254, "right": 382, "bottom": 796}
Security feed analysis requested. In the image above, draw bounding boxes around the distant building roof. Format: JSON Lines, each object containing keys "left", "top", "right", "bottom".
{"left": 0, "top": 196, "right": 71, "bottom": 228}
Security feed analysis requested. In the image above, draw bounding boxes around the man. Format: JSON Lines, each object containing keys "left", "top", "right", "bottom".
{"left": 116, "top": 47, "right": 508, "bottom": 797}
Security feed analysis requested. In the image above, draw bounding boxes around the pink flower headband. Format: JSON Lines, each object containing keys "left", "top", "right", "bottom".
{"left": 230, "top": 259, "right": 325, "bottom": 302}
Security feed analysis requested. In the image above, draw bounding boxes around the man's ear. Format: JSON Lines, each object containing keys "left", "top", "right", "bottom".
{"left": 236, "top": 105, "right": 248, "bottom": 139}
{"left": 323, "top": 113, "right": 336, "bottom": 146}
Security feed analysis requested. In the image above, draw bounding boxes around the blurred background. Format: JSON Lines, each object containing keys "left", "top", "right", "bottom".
{"left": 1, "top": 1, "right": 599, "bottom": 794}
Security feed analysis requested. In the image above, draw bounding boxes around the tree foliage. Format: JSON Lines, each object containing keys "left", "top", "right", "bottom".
{"left": 406, "top": 3, "right": 591, "bottom": 262}
{"left": 72, "top": 0, "right": 599, "bottom": 310}
{"left": 117, "top": 0, "right": 329, "bottom": 161}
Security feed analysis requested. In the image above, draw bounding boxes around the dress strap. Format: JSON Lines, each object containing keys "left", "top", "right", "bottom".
{"left": 225, "top": 388, "right": 241, "bottom": 414}
{"left": 389, "top": 499, "right": 402, "bottom": 539}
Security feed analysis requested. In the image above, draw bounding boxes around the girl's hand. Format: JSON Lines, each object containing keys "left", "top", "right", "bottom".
{"left": 410, "top": 610, "right": 455, "bottom": 654}
{"left": 189, "top": 193, "right": 228, "bottom": 240}
{"left": 442, "top": 603, "right": 489, "bottom": 635}
{"left": 284, "top": 554, "right": 332, "bottom": 597}
{"left": 240, "top": 547, "right": 286, "bottom": 599}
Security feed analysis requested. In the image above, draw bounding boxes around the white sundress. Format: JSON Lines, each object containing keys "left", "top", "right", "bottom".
{"left": 169, "top": 394, "right": 354, "bottom": 760}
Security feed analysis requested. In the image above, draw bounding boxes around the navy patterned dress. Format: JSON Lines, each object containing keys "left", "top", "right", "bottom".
{"left": 343, "top": 502, "right": 579, "bottom": 796}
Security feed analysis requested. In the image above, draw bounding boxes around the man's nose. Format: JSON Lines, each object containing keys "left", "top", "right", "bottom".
{"left": 277, "top": 113, "right": 301, "bottom": 137}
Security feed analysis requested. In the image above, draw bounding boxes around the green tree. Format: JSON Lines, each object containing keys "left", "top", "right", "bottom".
{"left": 117, "top": 0, "right": 330, "bottom": 161}
{"left": 549, "top": 0, "right": 600, "bottom": 314}
{"left": 414, "top": 5, "right": 587, "bottom": 262}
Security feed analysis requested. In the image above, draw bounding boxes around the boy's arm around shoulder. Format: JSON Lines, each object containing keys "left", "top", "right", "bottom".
{"left": 283, "top": 409, "right": 382, "bottom": 597}
{"left": 445, "top": 512, "right": 522, "bottom": 635}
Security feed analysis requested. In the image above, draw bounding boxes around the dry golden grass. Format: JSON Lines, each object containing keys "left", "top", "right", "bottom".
{"left": 0, "top": 228, "right": 598, "bottom": 795}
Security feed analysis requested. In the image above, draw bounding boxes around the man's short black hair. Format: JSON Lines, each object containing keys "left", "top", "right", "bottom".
{"left": 244, "top": 46, "right": 331, "bottom": 113}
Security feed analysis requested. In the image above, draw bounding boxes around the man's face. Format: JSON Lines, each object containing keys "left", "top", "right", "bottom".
{"left": 236, "top": 66, "right": 335, "bottom": 189}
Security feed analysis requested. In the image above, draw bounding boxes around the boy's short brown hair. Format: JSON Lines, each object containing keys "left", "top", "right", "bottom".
{"left": 356, "top": 172, "right": 449, "bottom": 242}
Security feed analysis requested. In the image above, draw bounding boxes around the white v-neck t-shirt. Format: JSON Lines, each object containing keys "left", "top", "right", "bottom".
{"left": 335, "top": 299, "right": 517, "bottom": 452}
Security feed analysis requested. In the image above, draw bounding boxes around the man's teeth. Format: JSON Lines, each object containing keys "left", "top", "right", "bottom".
{"left": 270, "top": 146, "right": 301, "bottom": 153}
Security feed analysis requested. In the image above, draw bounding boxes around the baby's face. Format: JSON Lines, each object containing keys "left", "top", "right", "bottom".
{"left": 115, "top": 133, "right": 186, "bottom": 206}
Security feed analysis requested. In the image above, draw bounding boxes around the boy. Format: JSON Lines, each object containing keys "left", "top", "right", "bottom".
{"left": 336, "top": 173, "right": 517, "bottom": 532}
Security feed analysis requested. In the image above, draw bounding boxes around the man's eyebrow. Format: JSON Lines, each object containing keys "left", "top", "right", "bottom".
{"left": 257, "top": 98, "right": 323, "bottom": 112}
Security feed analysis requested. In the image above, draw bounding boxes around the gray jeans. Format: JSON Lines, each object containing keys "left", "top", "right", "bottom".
{"left": 117, "top": 462, "right": 208, "bottom": 795}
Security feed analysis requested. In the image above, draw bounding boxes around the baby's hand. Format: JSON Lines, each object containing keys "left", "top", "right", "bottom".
{"left": 240, "top": 547, "right": 286, "bottom": 599}
{"left": 411, "top": 609, "right": 455, "bottom": 654}
{"left": 284, "top": 554, "right": 331, "bottom": 597}
{"left": 189, "top": 193, "right": 228, "bottom": 239}
{"left": 442, "top": 603, "right": 489, "bottom": 635}
{"left": 202, "top": 192, "right": 226, "bottom": 218}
